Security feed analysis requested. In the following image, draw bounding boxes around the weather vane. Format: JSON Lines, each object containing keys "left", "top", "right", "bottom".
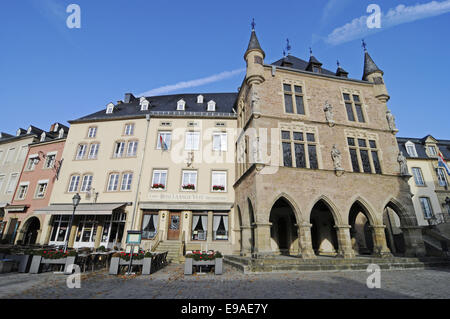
{"left": 337, "top": 60, "right": 340, "bottom": 67}
{"left": 286, "top": 38, "right": 291, "bottom": 55}
{"left": 251, "top": 18, "right": 256, "bottom": 30}
{"left": 362, "top": 39, "right": 367, "bottom": 51}
{"left": 309, "top": 47, "right": 313, "bottom": 56}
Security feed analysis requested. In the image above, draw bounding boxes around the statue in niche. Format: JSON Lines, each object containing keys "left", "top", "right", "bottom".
{"left": 324, "top": 101, "right": 335, "bottom": 127}
{"left": 386, "top": 109, "right": 397, "bottom": 132}
{"left": 397, "top": 151, "right": 409, "bottom": 175}
{"left": 331, "top": 144, "right": 343, "bottom": 171}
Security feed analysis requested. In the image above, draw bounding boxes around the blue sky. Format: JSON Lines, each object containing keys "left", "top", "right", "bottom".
{"left": 1, "top": 0, "right": 449, "bottom": 138}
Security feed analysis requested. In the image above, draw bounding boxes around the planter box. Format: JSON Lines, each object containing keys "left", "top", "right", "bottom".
{"left": 142, "top": 257, "right": 153, "bottom": 275}
{"left": 0, "top": 260, "right": 14, "bottom": 273}
{"left": 4, "top": 255, "right": 32, "bottom": 273}
{"left": 109, "top": 257, "right": 145, "bottom": 275}
{"left": 29, "top": 255, "right": 77, "bottom": 274}
{"left": 185, "top": 258, "right": 223, "bottom": 275}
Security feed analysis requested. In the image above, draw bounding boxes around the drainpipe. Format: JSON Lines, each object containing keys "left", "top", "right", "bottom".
{"left": 130, "top": 114, "right": 151, "bottom": 231}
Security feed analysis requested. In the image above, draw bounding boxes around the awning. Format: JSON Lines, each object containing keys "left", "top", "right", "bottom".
{"left": 139, "top": 202, "right": 233, "bottom": 211}
{"left": 5, "top": 205, "right": 27, "bottom": 212}
{"left": 34, "top": 203, "right": 127, "bottom": 215}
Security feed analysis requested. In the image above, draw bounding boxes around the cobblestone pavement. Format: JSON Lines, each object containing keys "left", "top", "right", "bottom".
{"left": 1, "top": 264, "right": 450, "bottom": 299}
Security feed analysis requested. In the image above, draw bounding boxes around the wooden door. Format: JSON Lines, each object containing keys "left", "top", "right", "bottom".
{"left": 167, "top": 212, "right": 181, "bottom": 240}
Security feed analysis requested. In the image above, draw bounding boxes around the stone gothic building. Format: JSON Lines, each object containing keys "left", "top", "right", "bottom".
{"left": 234, "top": 27, "right": 426, "bottom": 258}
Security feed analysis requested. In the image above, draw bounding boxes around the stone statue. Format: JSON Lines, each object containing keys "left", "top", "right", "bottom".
{"left": 331, "top": 144, "right": 343, "bottom": 171}
{"left": 252, "top": 137, "right": 262, "bottom": 164}
{"left": 386, "top": 109, "right": 397, "bottom": 131}
{"left": 324, "top": 101, "right": 335, "bottom": 126}
{"left": 397, "top": 151, "right": 409, "bottom": 175}
{"left": 251, "top": 89, "right": 260, "bottom": 116}
{"left": 187, "top": 151, "right": 194, "bottom": 167}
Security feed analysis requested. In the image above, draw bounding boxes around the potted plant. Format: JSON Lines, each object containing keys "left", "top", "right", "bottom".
{"left": 184, "top": 250, "right": 223, "bottom": 275}
{"left": 182, "top": 184, "right": 195, "bottom": 190}
{"left": 212, "top": 185, "right": 225, "bottom": 191}
{"left": 29, "top": 250, "right": 77, "bottom": 274}
{"left": 151, "top": 183, "right": 165, "bottom": 190}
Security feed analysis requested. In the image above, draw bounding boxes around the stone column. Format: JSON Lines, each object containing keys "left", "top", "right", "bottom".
{"left": 68, "top": 224, "right": 77, "bottom": 248}
{"left": 370, "top": 225, "right": 392, "bottom": 258}
{"left": 334, "top": 225, "right": 355, "bottom": 258}
{"left": 401, "top": 226, "right": 426, "bottom": 257}
{"left": 159, "top": 210, "right": 169, "bottom": 241}
{"left": 207, "top": 211, "right": 213, "bottom": 243}
{"left": 94, "top": 222, "right": 103, "bottom": 248}
{"left": 297, "top": 223, "right": 316, "bottom": 259}
{"left": 240, "top": 225, "right": 252, "bottom": 256}
{"left": 232, "top": 228, "right": 242, "bottom": 255}
{"left": 253, "top": 222, "right": 272, "bottom": 257}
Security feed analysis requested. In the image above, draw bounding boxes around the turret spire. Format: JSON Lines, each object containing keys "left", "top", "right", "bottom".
{"left": 244, "top": 19, "right": 265, "bottom": 59}
{"left": 362, "top": 39, "right": 383, "bottom": 80}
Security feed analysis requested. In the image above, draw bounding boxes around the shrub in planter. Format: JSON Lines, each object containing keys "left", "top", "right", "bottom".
{"left": 182, "top": 184, "right": 195, "bottom": 190}
{"left": 212, "top": 185, "right": 225, "bottom": 191}
{"left": 38, "top": 250, "right": 77, "bottom": 259}
{"left": 151, "top": 183, "right": 165, "bottom": 189}
{"left": 113, "top": 250, "right": 146, "bottom": 261}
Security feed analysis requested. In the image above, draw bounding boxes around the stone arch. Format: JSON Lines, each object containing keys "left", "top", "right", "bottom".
{"left": 236, "top": 205, "right": 243, "bottom": 253}
{"left": 268, "top": 192, "right": 303, "bottom": 225}
{"left": 348, "top": 199, "right": 377, "bottom": 255}
{"left": 308, "top": 195, "right": 342, "bottom": 225}
{"left": 383, "top": 198, "right": 417, "bottom": 227}
{"left": 247, "top": 198, "right": 256, "bottom": 253}
{"left": 382, "top": 198, "right": 412, "bottom": 256}
{"left": 269, "top": 196, "right": 300, "bottom": 255}
{"left": 309, "top": 196, "right": 340, "bottom": 256}
{"left": 347, "top": 196, "right": 379, "bottom": 226}
{"left": 18, "top": 216, "right": 41, "bottom": 245}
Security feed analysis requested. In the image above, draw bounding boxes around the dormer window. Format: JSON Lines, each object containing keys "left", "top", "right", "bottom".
{"left": 207, "top": 100, "right": 216, "bottom": 112}
{"left": 313, "top": 66, "right": 321, "bottom": 73}
{"left": 27, "top": 126, "right": 32, "bottom": 134}
{"left": 405, "top": 141, "right": 418, "bottom": 157}
{"left": 177, "top": 99, "right": 186, "bottom": 111}
{"left": 106, "top": 103, "right": 114, "bottom": 114}
{"left": 427, "top": 145, "right": 438, "bottom": 157}
{"left": 58, "top": 128, "right": 65, "bottom": 139}
{"left": 197, "top": 95, "right": 204, "bottom": 104}
{"left": 40, "top": 132, "right": 46, "bottom": 142}
{"left": 16, "top": 129, "right": 21, "bottom": 136}
{"left": 140, "top": 97, "right": 149, "bottom": 111}
{"left": 54, "top": 123, "right": 59, "bottom": 132}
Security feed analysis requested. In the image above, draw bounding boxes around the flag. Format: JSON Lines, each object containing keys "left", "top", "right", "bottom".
{"left": 438, "top": 152, "right": 450, "bottom": 176}
{"left": 160, "top": 134, "right": 168, "bottom": 151}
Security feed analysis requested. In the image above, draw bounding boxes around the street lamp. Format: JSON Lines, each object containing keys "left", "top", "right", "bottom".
{"left": 64, "top": 193, "right": 81, "bottom": 253}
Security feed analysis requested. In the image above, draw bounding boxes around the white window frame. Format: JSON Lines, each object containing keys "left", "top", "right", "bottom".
{"left": 88, "top": 143, "right": 99, "bottom": 159}
{"left": 113, "top": 142, "right": 126, "bottom": 158}
{"left": 207, "top": 100, "right": 216, "bottom": 111}
{"left": 151, "top": 170, "right": 168, "bottom": 190}
{"left": 5, "top": 173, "right": 19, "bottom": 194}
{"left": 211, "top": 171, "right": 227, "bottom": 192}
{"left": 127, "top": 141, "right": 138, "bottom": 157}
{"left": 16, "top": 182, "right": 29, "bottom": 200}
{"left": 437, "top": 168, "right": 448, "bottom": 187}
{"left": 124, "top": 124, "right": 135, "bottom": 136}
{"left": 106, "top": 103, "right": 114, "bottom": 114}
{"left": 405, "top": 141, "right": 418, "bottom": 157}
{"left": 107, "top": 173, "right": 120, "bottom": 192}
{"left": 412, "top": 167, "right": 425, "bottom": 186}
{"left": 212, "top": 132, "right": 227, "bottom": 152}
{"left": 80, "top": 175, "right": 93, "bottom": 193}
{"left": 121, "top": 173, "right": 133, "bottom": 191}
{"left": 427, "top": 145, "right": 438, "bottom": 156}
{"left": 26, "top": 155, "right": 39, "bottom": 171}
{"left": 420, "top": 197, "right": 434, "bottom": 219}
{"left": 76, "top": 144, "right": 87, "bottom": 160}
{"left": 35, "top": 180, "right": 49, "bottom": 199}
{"left": 88, "top": 127, "right": 97, "bottom": 138}
{"left": 177, "top": 99, "right": 186, "bottom": 111}
{"left": 44, "top": 152, "right": 57, "bottom": 169}
{"left": 68, "top": 175, "right": 80, "bottom": 193}
{"left": 185, "top": 131, "right": 200, "bottom": 151}
{"left": 157, "top": 131, "right": 172, "bottom": 150}
{"left": 181, "top": 170, "right": 197, "bottom": 191}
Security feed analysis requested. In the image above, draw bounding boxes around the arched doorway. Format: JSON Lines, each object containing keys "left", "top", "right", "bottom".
{"left": 310, "top": 200, "right": 339, "bottom": 256}
{"left": 269, "top": 198, "right": 298, "bottom": 255}
{"left": 237, "top": 206, "right": 243, "bottom": 254}
{"left": 22, "top": 217, "right": 40, "bottom": 245}
{"left": 349, "top": 202, "right": 374, "bottom": 255}
{"left": 248, "top": 199, "right": 256, "bottom": 254}
{"left": 383, "top": 203, "right": 406, "bottom": 255}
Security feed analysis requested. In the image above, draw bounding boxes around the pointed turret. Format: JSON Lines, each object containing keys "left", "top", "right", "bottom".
{"left": 361, "top": 40, "right": 389, "bottom": 102}
{"left": 306, "top": 48, "right": 322, "bottom": 73}
{"left": 335, "top": 60, "right": 348, "bottom": 78}
{"left": 244, "top": 19, "right": 265, "bottom": 86}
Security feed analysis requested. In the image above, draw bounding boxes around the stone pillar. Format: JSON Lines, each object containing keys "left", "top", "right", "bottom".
{"left": 232, "top": 228, "right": 242, "bottom": 255}
{"left": 41, "top": 215, "right": 53, "bottom": 245}
{"left": 160, "top": 210, "right": 169, "bottom": 241}
{"left": 253, "top": 222, "right": 272, "bottom": 257}
{"left": 297, "top": 223, "right": 316, "bottom": 259}
{"left": 334, "top": 225, "right": 355, "bottom": 258}
{"left": 401, "top": 226, "right": 426, "bottom": 257}
{"left": 94, "top": 223, "right": 103, "bottom": 248}
{"left": 240, "top": 225, "right": 253, "bottom": 256}
{"left": 370, "top": 225, "right": 392, "bottom": 258}
{"left": 207, "top": 211, "right": 213, "bottom": 243}
{"left": 68, "top": 224, "right": 77, "bottom": 248}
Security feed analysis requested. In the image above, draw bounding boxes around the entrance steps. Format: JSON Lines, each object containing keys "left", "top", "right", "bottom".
{"left": 224, "top": 255, "right": 450, "bottom": 273}
{"left": 154, "top": 241, "right": 184, "bottom": 264}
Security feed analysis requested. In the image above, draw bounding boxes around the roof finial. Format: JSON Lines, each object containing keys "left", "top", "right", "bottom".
{"left": 362, "top": 39, "right": 367, "bottom": 52}
{"left": 309, "top": 47, "right": 313, "bottom": 56}
{"left": 337, "top": 60, "right": 340, "bottom": 68}
{"left": 251, "top": 18, "right": 256, "bottom": 31}
{"left": 286, "top": 38, "right": 291, "bottom": 55}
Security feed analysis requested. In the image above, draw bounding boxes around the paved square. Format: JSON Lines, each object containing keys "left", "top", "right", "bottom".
{"left": 1, "top": 264, "right": 450, "bottom": 299}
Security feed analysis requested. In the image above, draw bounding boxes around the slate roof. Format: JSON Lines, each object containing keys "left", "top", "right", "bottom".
{"left": 246, "top": 30, "right": 265, "bottom": 57}
{"left": 397, "top": 136, "right": 450, "bottom": 160}
{"left": 271, "top": 55, "right": 337, "bottom": 77}
{"left": 0, "top": 123, "right": 69, "bottom": 145}
{"left": 72, "top": 93, "right": 238, "bottom": 123}
{"left": 363, "top": 50, "right": 383, "bottom": 80}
